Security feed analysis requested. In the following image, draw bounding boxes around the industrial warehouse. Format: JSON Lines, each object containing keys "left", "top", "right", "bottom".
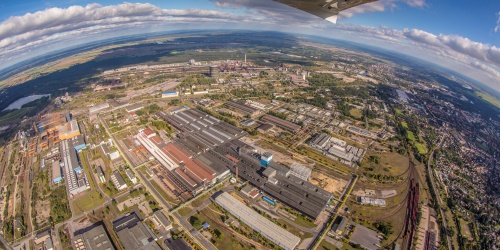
{"left": 260, "top": 115, "right": 301, "bottom": 133}
{"left": 215, "top": 192, "right": 301, "bottom": 250}
{"left": 212, "top": 139, "right": 332, "bottom": 219}
{"left": 135, "top": 109, "right": 246, "bottom": 196}
{"left": 151, "top": 108, "right": 333, "bottom": 219}
{"left": 226, "top": 100, "right": 260, "bottom": 117}
{"left": 309, "top": 133, "right": 365, "bottom": 166}
{"left": 60, "top": 137, "right": 90, "bottom": 196}
{"left": 158, "top": 108, "right": 247, "bottom": 154}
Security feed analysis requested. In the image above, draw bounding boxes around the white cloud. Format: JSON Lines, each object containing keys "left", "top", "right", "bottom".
{"left": 341, "top": 0, "right": 396, "bottom": 18}
{"left": 470, "top": 61, "right": 500, "bottom": 78}
{"left": 402, "top": 29, "right": 500, "bottom": 68}
{"left": 495, "top": 11, "right": 500, "bottom": 33}
{"left": 1, "top": 1, "right": 499, "bottom": 92}
{"left": 402, "top": 0, "right": 426, "bottom": 7}
{"left": 0, "top": 3, "right": 251, "bottom": 57}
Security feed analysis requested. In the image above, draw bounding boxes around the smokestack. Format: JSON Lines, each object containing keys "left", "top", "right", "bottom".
{"left": 244, "top": 54, "right": 247, "bottom": 63}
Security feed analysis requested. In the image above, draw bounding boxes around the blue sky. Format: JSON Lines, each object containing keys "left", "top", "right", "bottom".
{"left": 0, "top": 0, "right": 499, "bottom": 92}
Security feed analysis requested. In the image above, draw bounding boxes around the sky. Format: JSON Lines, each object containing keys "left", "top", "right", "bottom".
{"left": 0, "top": 0, "right": 499, "bottom": 92}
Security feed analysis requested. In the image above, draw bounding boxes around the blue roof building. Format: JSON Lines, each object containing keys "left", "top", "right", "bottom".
{"left": 162, "top": 90, "right": 179, "bottom": 98}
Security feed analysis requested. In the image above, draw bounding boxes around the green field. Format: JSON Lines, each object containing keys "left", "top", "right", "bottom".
{"left": 73, "top": 190, "right": 105, "bottom": 215}
{"left": 415, "top": 143, "right": 428, "bottom": 154}
{"left": 401, "top": 122, "right": 408, "bottom": 129}
{"left": 477, "top": 92, "right": 500, "bottom": 108}
{"left": 349, "top": 108, "right": 363, "bottom": 119}
{"left": 177, "top": 206, "right": 193, "bottom": 217}
{"left": 294, "top": 215, "right": 317, "bottom": 228}
{"left": 406, "top": 131, "right": 416, "bottom": 141}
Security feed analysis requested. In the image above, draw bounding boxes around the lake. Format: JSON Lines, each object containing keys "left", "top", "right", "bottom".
{"left": 2, "top": 94, "right": 51, "bottom": 111}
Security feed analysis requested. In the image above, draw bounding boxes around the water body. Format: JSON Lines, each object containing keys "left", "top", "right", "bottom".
{"left": 2, "top": 94, "right": 50, "bottom": 111}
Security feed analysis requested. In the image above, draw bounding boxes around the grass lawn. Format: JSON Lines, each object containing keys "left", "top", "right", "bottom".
{"left": 73, "top": 190, "right": 105, "bottom": 215}
{"left": 406, "top": 131, "right": 416, "bottom": 141}
{"left": 276, "top": 218, "right": 313, "bottom": 239}
{"left": 192, "top": 193, "right": 209, "bottom": 208}
{"left": 79, "top": 151, "right": 96, "bottom": 189}
{"left": 361, "top": 151, "right": 409, "bottom": 178}
{"left": 319, "top": 239, "right": 340, "bottom": 250}
{"left": 151, "top": 180, "right": 180, "bottom": 207}
{"left": 415, "top": 143, "right": 428, "bottom": 154}
{"left": 477, "top": 92, "right": 500, "bottom": 108}
{"left": 294, "top": 216, "right": 317, "bottom": 229}
{"left": 349, "top": 108, "right": 363, "bottom": 119}
{"left": 459, "top": 219, "right": 473, "bottom": 240}
{"left": 395, "top": 109, "right": 403, "bottom": 115}
{"left": 401, "top": 122, "right": 408, "bottom": 129}
{"left": 177, "top": 206, "right": 193, "bottom": 217}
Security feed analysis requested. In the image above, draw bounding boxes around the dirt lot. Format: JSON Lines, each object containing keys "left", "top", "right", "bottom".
{"left": 35, "top": 199, "right": 51, "bottom": 225}
{"left": 309, "top": 172, "right": 348, "bottom": 195}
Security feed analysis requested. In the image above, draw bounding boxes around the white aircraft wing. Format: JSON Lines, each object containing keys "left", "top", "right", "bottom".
{"left": 273, "top": 0, "right": 378, "bottom": 24}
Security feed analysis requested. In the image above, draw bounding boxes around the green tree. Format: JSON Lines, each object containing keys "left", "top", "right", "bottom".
{"left": 189, "top": 216, "right": 202, "bottom": 229}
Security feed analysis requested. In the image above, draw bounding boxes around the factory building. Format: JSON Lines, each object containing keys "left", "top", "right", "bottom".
{"left": 136, "top": 125, "right": 227, "bottom": 196}
{"left": 214, "top": 140, "right": 332, "bottom": 219}
{"left": 166, "top": 143, "right": 217, "bottom": 196}
{"left": 71, "top": 135, "right": 87, "bottom": 151}
{"left": 52, "top": 161, "right": 62, "bottom": 183}
{"left": 60, "top": 139, "right": 90, "bottom": 196}
{"left": 261, "top": 115, "right": 301, "bottom": 132}
{"left": 309, "top": 133, "right": 364, "bottom": 166}
{"left": 158, "top": 108, "right": 247, "bottom": 155}
{"left": 136, "top": 129, "right": 179, "bottom": 171}
{"left": 226, "top": 100, "right": 259, "bottom": 117}
{"left": 125, "top": 103, "right": 145, "bottom": 113}
{"left": 58, "top": 120, "right": 81, "bottom": 140}
{"left": 162, "top": 91, "right": 179, "bottom": 98}
{"left": 125, "top": 169, "right": 137, "bottom": 184}
{"left": 34, "top": 112, "right": 67, "bottom": 133}
{"left": 113, "top": 212, "right": 160, "bottom": 250}
{"left": 260, "top": 152, "right": 273, "bottom": 167}
{"left": 289, "top": 163, "right": 312, "bottom": 181}
{"left": 111, "top": 171, "right": 128, "bottom": 191}
{"left": 89, "top": 103, "right": 110, "bottom": 115}
{"left": 72, "top": 223, "right": 115, "bottom": 250}
{"left": 151, "top": 210, "right": 172, "bottom": 231}
{"left": 215, "top": 192, "right": 300, "bottom": 250}
{"left": 97, "top": 166, "right": 106, "bottom": 183}
{"left": 309, "top": 133, "right": 330, "bottom": 149}
{"left": 240, "top": 185, "right": 259, "bottom": 199}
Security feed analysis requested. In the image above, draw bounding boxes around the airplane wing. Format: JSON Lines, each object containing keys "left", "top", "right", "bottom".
{"left": 273, "top": 0, "right": 378, "bottom": 24}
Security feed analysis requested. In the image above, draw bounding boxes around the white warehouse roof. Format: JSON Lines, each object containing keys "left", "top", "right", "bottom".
{"left": 215, "top": 192, "right": 300, "bottom": 250}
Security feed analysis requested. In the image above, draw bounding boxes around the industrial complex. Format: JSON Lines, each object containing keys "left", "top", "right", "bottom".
{"left": 309, "top": 133, "right": 365, "bottom": 166}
